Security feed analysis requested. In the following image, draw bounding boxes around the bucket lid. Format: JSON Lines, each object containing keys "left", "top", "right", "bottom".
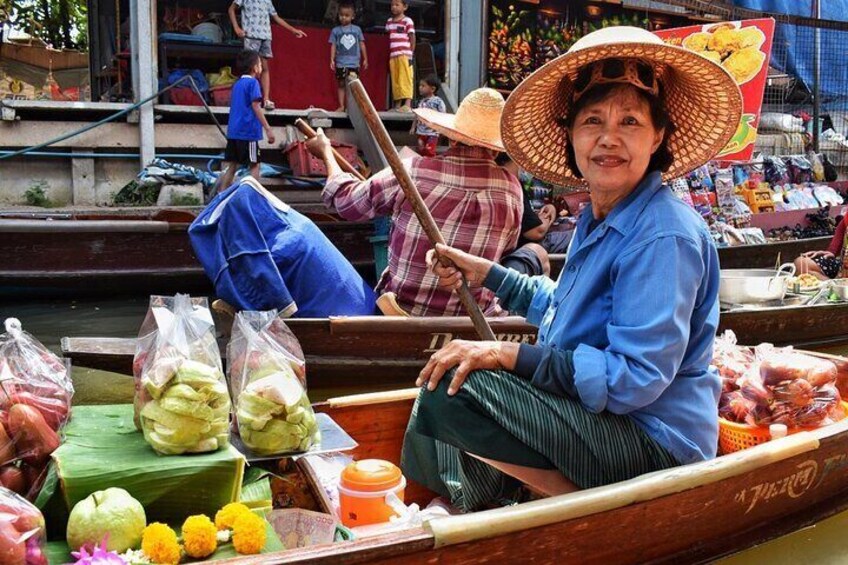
{"left": 340, "top": 459, "right": 403, "bottom": 492}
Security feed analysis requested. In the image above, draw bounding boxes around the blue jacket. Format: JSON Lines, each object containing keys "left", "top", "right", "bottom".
{"left": 189, "top": 179, "right": 377, "bottom": 317}
{"left": 487, "top": 172, "right": 721, "bottom": 464}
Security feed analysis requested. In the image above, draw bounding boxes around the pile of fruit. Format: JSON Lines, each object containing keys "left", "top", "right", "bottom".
{"left": 488, "top": 6, "right": 533, "bottom": 90}
{"left": 0, "top": 319, "right": 73, "bottom": 499}
{"left": 229, "top": 311, "right": 319, "bottom": 456}
{"left": 715, "top": 332, "right": 847, "bottom": 429}
{"left": 133, "top": 295, "right": 230, "bottom": 455}
{"left": 139, "top": 359, "right": 231, "bottom": 455}
{"left": 0, "top": 487, "right": 47, "bottom": 564}
{"left": 536, "top": 22, "right": 580, "bottom": 68}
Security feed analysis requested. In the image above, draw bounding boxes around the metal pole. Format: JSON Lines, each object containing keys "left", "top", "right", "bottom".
{"left": 812, "top": 0, "right": 821, "bottom": 151}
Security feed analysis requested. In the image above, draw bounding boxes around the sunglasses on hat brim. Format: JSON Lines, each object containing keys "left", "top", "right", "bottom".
{"left": 572, "top": 58, "right": 659, "bottom": 102}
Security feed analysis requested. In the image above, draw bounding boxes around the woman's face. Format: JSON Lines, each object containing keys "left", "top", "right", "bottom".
{"left": 569, "top": 86, "right": 665, "bottom": 196}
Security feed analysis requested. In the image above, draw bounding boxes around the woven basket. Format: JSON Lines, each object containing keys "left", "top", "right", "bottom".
{"left": 719, "top": 401, "right": 848, "bottom": 455}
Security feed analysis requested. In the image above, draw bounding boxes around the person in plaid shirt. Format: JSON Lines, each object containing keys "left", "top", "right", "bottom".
{"left": 306, "top": 88, "right": 522, "bottom": 317}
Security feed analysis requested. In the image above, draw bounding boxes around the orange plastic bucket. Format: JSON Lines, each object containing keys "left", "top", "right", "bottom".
{"left": 338, "top": 459, "right": 406, "bottom": 527}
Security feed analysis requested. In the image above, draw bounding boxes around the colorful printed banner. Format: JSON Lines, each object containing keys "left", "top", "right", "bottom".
{"left": 655, "top": 18, "right": 776, "bottom": 162}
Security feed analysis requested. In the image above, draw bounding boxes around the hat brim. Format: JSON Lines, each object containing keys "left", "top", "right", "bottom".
{"left": 501, "top": 41, "right": 743, "bottom": 188}
{"left": 413, "top": 108, "right": 506, "bottom": 152}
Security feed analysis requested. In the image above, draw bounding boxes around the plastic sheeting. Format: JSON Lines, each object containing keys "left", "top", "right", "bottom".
{"left": 734, "top": 0, "right": 848, "bottom": 107}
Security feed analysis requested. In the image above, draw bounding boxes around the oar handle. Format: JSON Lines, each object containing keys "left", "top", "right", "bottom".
{"left": 294, "top": 118, "right": 366, "bottom": 181}
{"left": 347, "top": 80, "right": 496, "bottom": 342}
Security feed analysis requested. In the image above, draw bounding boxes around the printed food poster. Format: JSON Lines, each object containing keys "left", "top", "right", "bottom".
{"left": 655, "top": 18, "right": 776, "bottom": 161}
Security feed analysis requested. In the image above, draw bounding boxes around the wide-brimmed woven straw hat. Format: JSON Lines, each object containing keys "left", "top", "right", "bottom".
{"left": 501, "top": 26, "right": 743, "bottom": 187}
{"left": 414, "top": 88, "right": 506, "bottom": 152}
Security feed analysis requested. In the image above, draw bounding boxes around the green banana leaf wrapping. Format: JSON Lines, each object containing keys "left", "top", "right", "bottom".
{"left": 44, "top": 404, "right": 244, "bottom": 528}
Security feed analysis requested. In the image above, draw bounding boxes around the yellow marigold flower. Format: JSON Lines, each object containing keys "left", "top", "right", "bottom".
{"left": 182, "top": 514, "right": 218, "bottom": 559}
{"left": 141, "top": 522, "right": 181, "bottom": 565}
{"left": 214, "top": 502, "right": 252, "bottom": 531}
{"left": 231, "top": 512, "right": 266, "bottom": 555}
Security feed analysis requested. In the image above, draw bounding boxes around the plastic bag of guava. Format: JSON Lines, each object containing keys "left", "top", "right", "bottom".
{"left": 133, "top": 294, "right": 230, "bottom": 455}
{"left": 0, "top": 486, "right": 47, "bottom": 564}
{"left": 0, "top": 318, "right": 72, "bottom": 500}
{"left": 227, "top": 310, "right": 319, "bottom": 456}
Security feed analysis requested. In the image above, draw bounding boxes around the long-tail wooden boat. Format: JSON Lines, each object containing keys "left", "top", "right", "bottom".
{"left": 0, "top": 208, "right": 377, "bottom": 296}
{"left": 0, "top": 204, "right": 831, "bottom": 296}
{"left": 62, "top": 302, "right": 848, "bottom": 391}
{"left": 53, "top": 378, "right": 848, "bottom": 564}
{"left": 549, "top": 235, "right": 831, "bottom": 279}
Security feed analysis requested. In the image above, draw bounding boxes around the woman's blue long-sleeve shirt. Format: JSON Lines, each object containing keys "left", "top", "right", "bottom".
{"left": 485, "top": 172, "right": 722, "bottom": 464}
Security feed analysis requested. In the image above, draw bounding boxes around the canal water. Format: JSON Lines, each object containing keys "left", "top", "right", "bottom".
{"left": 1, "top": 295, "right": 846, "bottom": 562}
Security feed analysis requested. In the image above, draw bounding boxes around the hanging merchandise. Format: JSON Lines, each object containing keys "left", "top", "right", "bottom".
{"left": 714, "top": 167, "right": 737, "bottom": 214}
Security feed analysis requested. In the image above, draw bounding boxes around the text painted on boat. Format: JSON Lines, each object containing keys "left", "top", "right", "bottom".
{"left": 734, "top": 460, "right": 818, "bottom": 514}
{"left": 425, "top": 332, "right": 537, "bottom": 353}
{"left": 815, "top": 453, "right": 848, "bottom": 489}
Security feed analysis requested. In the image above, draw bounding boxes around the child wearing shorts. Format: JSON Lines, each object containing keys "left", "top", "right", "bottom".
{"left": 229, "top": 0, "right": 307, "bottom": 109}
{"left": 218, "top": 50, "right": 276, "bottom": 192}
{"left": 329, "top": 1, "right": 368, "bottom": 112}
{"left": 411, "top": 74, "right": 445, "bottom": 157}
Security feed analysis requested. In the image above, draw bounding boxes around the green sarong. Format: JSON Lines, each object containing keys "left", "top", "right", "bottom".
{"left": 400, "top": 369, "right": 679, "bottom": 512}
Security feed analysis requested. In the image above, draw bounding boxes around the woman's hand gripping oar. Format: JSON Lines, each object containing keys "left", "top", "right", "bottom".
{"left": 345, "top": 79, "right": 496, "bottom": 341}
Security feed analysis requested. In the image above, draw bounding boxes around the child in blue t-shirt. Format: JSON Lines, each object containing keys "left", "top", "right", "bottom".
{"left": 218, "top": 50, "right": 276, "bottom": 192}
{"left": 329, "top": 1, "right": 367, "bottom": 112}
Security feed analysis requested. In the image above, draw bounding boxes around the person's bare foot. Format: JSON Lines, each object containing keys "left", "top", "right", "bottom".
{"left": 335, "top": 106, "right": 345, "bottom": 112}
{"left": 399, "top": 104, "right": 413, "bottom": 113}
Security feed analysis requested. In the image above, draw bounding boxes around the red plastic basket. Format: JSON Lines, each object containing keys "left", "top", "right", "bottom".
{"left": 209, "top": 85, "right": 232, "bottom": 107}
{"left": 170, "top": 87, "right": 205, "bottom": 106}
{"left": 285, "top": 140, "right": 359, "bottom": 177}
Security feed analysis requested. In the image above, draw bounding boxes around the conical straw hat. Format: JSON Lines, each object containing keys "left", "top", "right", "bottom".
{"left": 414, "top": 88, "right": 506, "bottom": 152}
{"left": 501, "top": 26, "right": 743, "bottom": 187}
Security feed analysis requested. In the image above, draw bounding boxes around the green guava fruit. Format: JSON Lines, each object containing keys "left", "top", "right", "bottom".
{"left": 66, "top": 488, "right": 146, "bottom": 553}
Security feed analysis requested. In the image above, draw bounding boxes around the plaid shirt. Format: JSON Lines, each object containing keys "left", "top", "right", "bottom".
{"left": 323, "top": 146, "right": 523, "bottom": 317}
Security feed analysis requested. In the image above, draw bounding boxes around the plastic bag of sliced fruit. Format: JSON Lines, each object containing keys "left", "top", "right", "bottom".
{"left": 132, "top": 294, "right": 230, "bottom": 455}
{"left": 0, "top": 486, "right": 47, "bottom": 564}
{"left": 227, "top": 310, "right": 319, "bottom": 457}
{"left": 0, "top": 318, "right": 73, "bottom": 499}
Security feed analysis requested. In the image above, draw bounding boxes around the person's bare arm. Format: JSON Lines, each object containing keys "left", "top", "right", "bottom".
{"left": 251, "top": 100, "right": 276, "bottom": 144}
{"left": 360, "top": 41, "right": 368, "bottom": 70}
{"left": 330, "top": 43, "right": 337, "bottom": 71}
{"left": 271, "top": 14, "right": 307, "bottom": 37}
{"left": 229, "top": 3, "right": 244, "bottom": 38}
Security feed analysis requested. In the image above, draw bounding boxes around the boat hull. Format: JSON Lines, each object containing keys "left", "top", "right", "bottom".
{"left": 0, "top": 213, "right": 377, "bottom": 296}
{"left": 549, "top": 236, "right": 830, "bottom": 279}
{"left": 220, "top": 389, "right": 848, "bottom": 564}
{"left": 62, "top": 303, "right": 848, "bottom": 391}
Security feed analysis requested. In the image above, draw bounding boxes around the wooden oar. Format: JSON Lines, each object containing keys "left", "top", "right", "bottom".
{"left": 346, "top": 79, "right": 496, "bottom": 341}
{"left": 294, "top": 118, "right": 366, "bottom": 181}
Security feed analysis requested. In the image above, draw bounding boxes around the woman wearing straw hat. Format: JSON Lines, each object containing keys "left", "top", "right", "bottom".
{"left": 308, "top": 88, "right": 524, "bottom": 317}
{"left": 401, "top": 26, "right": 742, "bottom": 510}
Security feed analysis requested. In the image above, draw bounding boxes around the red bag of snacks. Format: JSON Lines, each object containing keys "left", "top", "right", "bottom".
{"left": 133, "top": 294, "right": 230, "bottom": 455}
{"left": 736, "top": 347, "right": 843, "bottom": 428}
{"left": 0, "top": 319, "right": 72, "bottom": 499}
{"left": 0, "top": 486, "right": 47, "bottom": 564}
{"left": 227, "top": 311, "right": 319, "bottom": 456}
{"left": 712, "top": 331, "right": 754, "bottom": 393}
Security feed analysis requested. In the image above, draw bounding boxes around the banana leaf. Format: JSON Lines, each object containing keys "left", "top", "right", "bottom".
{"left": 41, "top": 404, "right": 245, "bottom": 532}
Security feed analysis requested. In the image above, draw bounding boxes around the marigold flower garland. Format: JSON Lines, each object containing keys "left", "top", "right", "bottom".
{"left": 131, "top": 504, "right": 266, "bottom": 564}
